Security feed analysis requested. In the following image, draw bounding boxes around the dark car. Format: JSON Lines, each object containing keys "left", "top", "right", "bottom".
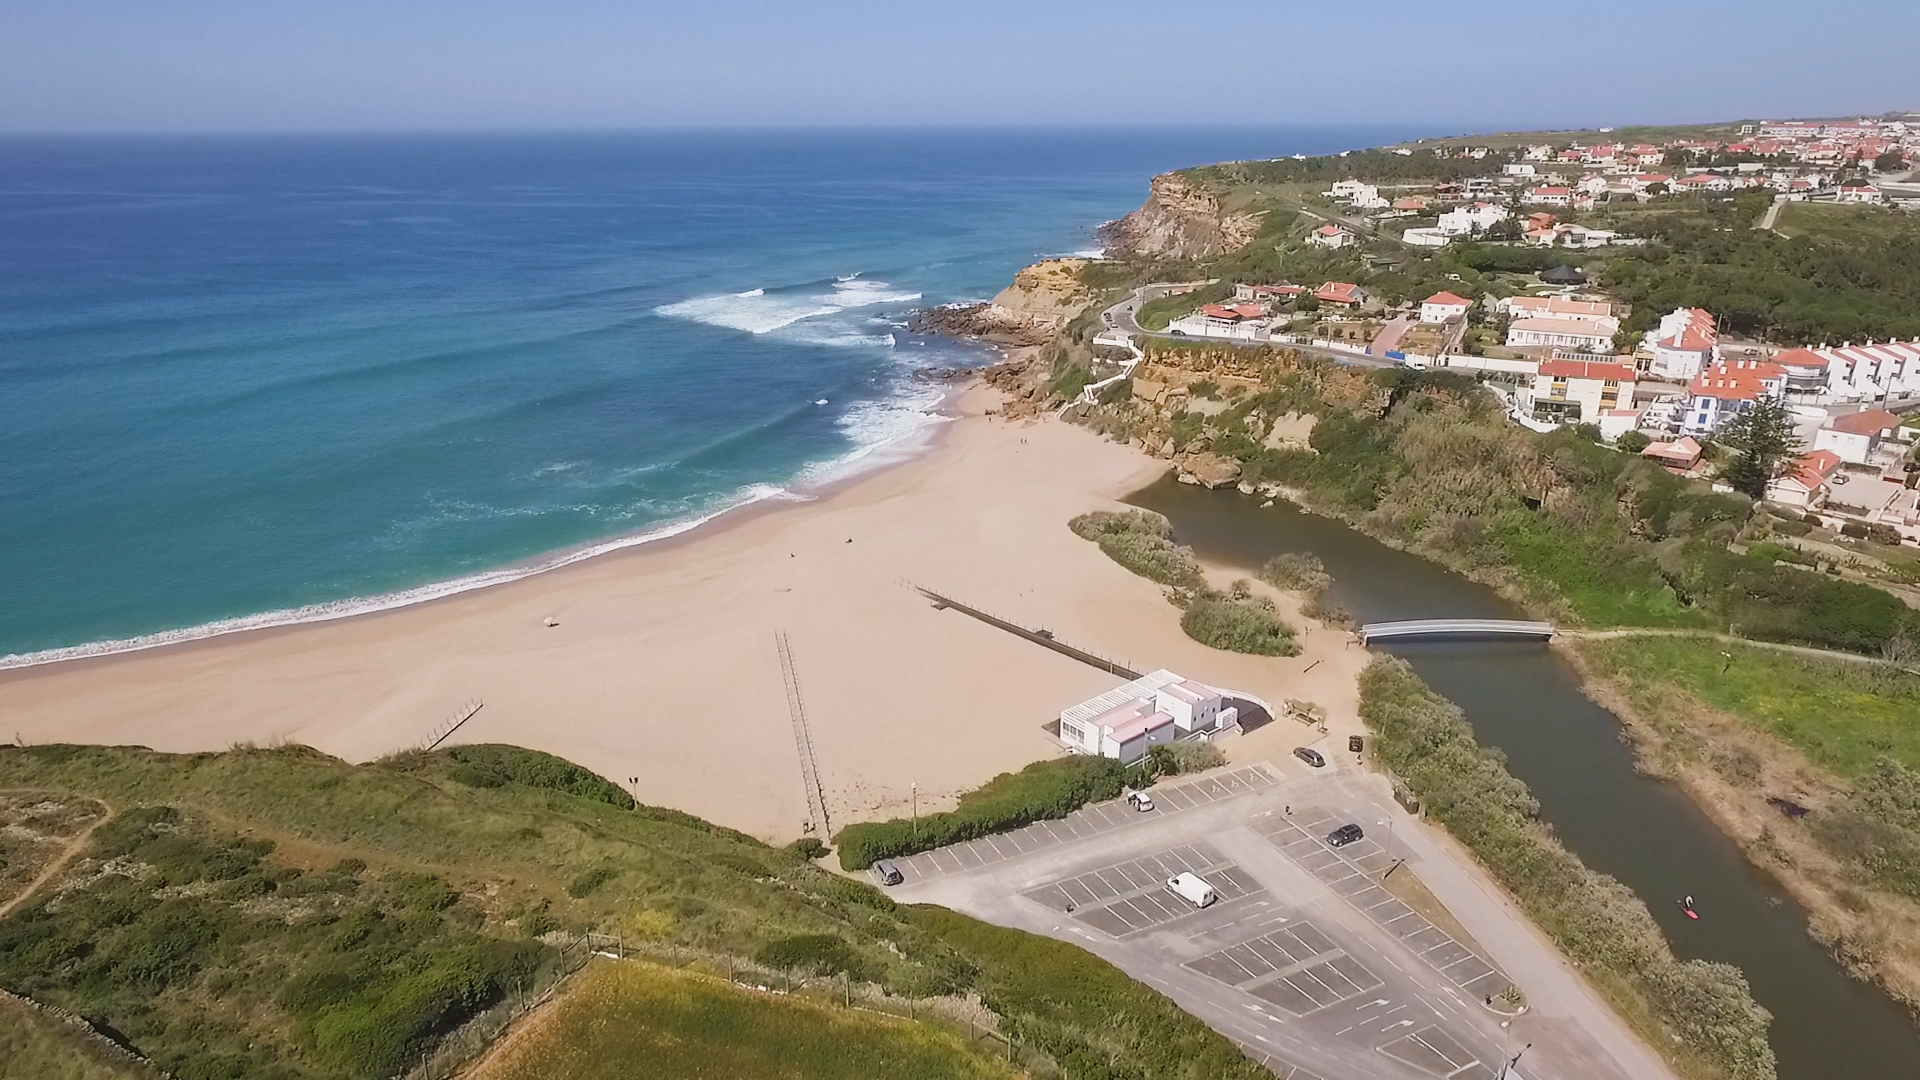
{"left": 1348, "top": 735, "right": 1364, "bottom": 754}
{"left": 874, "top": 859, "right": 904, "bottom": 886}
{"left": 1327, "top": 823, "right": 1365, "bottom": 848}
{"left": 1293, "top": 746, "right": 1326, "bottom": 768}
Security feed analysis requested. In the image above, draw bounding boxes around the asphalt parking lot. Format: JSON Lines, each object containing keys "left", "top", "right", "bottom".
{"left": 885, "top": 763, "right": 1276, "bottom": 886}
{"left": 888, "top": 770, "right": 1562, "bottom": 1080}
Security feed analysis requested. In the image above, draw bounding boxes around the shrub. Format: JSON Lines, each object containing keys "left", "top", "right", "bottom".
{"left": 1841, "top": 522, "right": 1870, "bottom": 539}
{"left": 566, "top": 866, "right": 618, "bottom": 898}
{"left": 834, "top": 756, "right": 1127, "bottom": 869}
{"left": 1069, "top": 510, "right": 1204, "bottom": 588}
{"left": 1257, "top": 552, "right": 1331, "bottom": 593}
{"left": 1616, "top": 430, "right": 1652, "bottom": 453}
{"left": 439, "top": 745, "right": 634, "bottom": 809}
{"left": 1180, "top": 595, "right": 1300, "bottom": 656}
{"left": 785, "top": 836, "right": 829, "bottom": 861}
{"left": 755, "top": 933, "right": 865, "bottom": 977}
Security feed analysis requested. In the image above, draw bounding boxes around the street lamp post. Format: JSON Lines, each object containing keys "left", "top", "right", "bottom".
{"left": 912, "top": 782, "right": 918, "bottom": 843}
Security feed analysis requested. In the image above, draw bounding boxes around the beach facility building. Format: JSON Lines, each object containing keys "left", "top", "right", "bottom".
{"left": 1056, "top": 670, "right": 1236, "bottom": 763}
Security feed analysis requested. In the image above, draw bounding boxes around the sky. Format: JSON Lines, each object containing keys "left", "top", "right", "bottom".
{"left": 5, "top": 0, "right": 1918, "bottom": 133}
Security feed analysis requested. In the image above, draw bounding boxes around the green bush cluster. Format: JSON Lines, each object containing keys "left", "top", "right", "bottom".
{"left": 1179, "top": 595, "right": 1299, "bottom": 656}
{"left": 442, "top": 745, "right": 635, "bottom": 809}
{"left": 1068, "top": 510, "right": 1203, "bottom": 588}
{"left": 1359, "top": 658, "right": 1775, "bottom": 1080}
{"left": 833, "top": 757, "right": 1128, "bottom": 870}
{"left": 1256, "top": 552, "right": 1330, "bottom": 593}
{"left": 754, "top": 933, "right": 866, "bottom": 978}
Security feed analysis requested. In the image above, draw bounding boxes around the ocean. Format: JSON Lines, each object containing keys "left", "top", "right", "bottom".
{"left": 0, "top": 127, "right": 1421, "bottom": 663}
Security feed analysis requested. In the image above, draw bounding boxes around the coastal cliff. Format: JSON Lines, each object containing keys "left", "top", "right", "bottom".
{"left": 1099, "top": 173, "right": 1260, "bottom": 260}
{"left": 910, "top": 257, "right": 1094, "bottom": 344}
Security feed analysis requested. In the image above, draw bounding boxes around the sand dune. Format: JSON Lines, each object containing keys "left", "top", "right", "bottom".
{"left": 1, "top": 387, "right": 1366, "bottom": 841}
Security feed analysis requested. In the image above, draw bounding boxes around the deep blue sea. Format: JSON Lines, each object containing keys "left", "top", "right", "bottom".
{"left": 0, "top": 127, "right": 1420, "bottom": 662}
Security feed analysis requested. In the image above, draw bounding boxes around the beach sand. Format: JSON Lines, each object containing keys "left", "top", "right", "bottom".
{"left": 0, "top": 386, "right": 1368, "bottom": 841}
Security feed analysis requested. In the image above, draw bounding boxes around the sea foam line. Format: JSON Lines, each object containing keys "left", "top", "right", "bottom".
{"left": 0, "top": 483, "right": 808, "bottom": 672}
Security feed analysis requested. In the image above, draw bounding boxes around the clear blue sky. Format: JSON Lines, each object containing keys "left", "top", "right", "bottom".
{"left": 6, "top": 0, "right": 1916, "bottom": 132}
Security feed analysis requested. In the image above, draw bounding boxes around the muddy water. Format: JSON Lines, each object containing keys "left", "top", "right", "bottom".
{"left": 1129, "top": 476, "right": 1919, "bottom": 1080}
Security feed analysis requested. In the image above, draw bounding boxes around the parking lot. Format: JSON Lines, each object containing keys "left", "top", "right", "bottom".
{"left": 1021, "top": 842, "right": 1263, "bottom": 937}
{"left": 1256, "top": 808, "right": 1509, "bottom": 999}
{"left": 887, "top": 770, "right": 1553, "bottom": 1080}
{"left": 885, "top": 763, "right": 1277, "bottom": 886}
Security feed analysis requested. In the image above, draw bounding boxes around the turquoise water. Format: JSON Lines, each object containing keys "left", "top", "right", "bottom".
{"left": 0, "top": 127, "right": 1417, "bottom": 662}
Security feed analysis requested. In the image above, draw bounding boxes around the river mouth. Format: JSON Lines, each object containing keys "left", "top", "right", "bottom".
{"left": 1127, "top": 474, "right": 1920, "bottom": 1080}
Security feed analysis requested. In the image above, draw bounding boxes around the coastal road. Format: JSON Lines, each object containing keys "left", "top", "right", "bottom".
{"left": 890, "top": 764, "right": 1678, "bottom": 1080}
{"left": 1099, "top": 285, "right": 1397, "bottom": 371}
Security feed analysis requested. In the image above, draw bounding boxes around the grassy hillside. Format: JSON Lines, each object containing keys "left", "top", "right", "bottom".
{"left": 466, "top": 959, "right": 1019, "bottom": 1080}
{"left": 0, "top": 743, "right": 1267, "bottom": 1080}
{"left": 0, "top": 993, "right": 160, "bottom": 1080}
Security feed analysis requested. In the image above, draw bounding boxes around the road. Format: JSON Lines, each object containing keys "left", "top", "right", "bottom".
{"left": 1756, "top": 195, "right": 1788, "bottom": 232}
{"left": 889, "top": 762, "right": 1678, "bottom": 1080}
{"left": 1099, "top": 284, "right": 1397, "bottom": 371}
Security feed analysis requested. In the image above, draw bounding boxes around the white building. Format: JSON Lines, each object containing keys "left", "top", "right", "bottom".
{"left": 1309, "top": 223, "right": 1353, "bottom": 249}
{"left": 1523, "top": 357, "right": 1637, "bottom": 424}
{"left": 1647, "top": 307, "right": 1719, "bottom": 380}
{"left": 1420, "top": 291, "right": 1472, "bottom": 324}
{"left": 1327, "top": 180, "right": 1383, "bottom": 208}
{"left": 1768, "top": 341, "right": 1920, "bottom": 402}
{"left": 1681, "top": 360, "right": 1788, "bottom": 435}
{"left": 1401, "top": 227, "right": 1452, "bottom": 247}
{"left": 1436, "top": 202, "right": 1510, "bottom": 237}
{"left": 1507, "top": 317, "right": 1619, "bottom": 352}
{"left": 1836, "top": 185, "right": 1884, "bottom": 204}
{"left": 1812, "top": 408, "right": 1904, "bottom": 464}
{"left": 1525, "top": 185, "right": 1573, "bottom": 206}
{"left": 1495, "top": 296, "right": 1615, "bottom": 324}
{"left": 1166, "top": 303, "right": 1267, "bottom": 341}
{"left": 1056, "top": 670, "right": 1235, "bottom": 763}
{"left": 1765, "top": 450, "right": 1842, "bottom": 511}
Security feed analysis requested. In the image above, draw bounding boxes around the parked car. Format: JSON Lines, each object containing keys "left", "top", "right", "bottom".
{"left": 1165, "top": 872, "right": 1217, "bottom": 908}
{"left": 1327, "top": 823, "right": 1365, "bottom": 848}
{"left": 873, "top": 859, "right": 904, "bottom": 886}
{"left": 1293, "top": 746, "right": 1326, "bottom": 768}
{"left": 1348, "top": 735, "right": 1364, "bottom": 754}
{"left": 1125, "top": 789, "right": 1155, "bottom": 812}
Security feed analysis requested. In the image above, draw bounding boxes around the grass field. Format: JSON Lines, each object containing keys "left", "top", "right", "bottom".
{"left": 1573, "top": 636, "right": 1920, "bottom": 778}
{"left": 0, "top": 995, "right": 157, "bottom": 1080}
{"left": 468, "top": 960, "right": 1019, "bottom": 1080}
{"left": 1772, "top": 200, "right": 1919, "bottom": 243}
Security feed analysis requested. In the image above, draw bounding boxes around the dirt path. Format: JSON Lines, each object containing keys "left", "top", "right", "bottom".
{"left": 0, "top": 796, "right": 114, "bottom": 921}
{"left": 1559, "top": 627, "right": 1914, "bottom": 671}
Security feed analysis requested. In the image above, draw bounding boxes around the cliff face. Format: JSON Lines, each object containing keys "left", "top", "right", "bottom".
{"left": 911, "top": 258, "right": 1094, "bottom": 345}
{"left": 1100, "top": 173, "right": 1261, "bottom": 260}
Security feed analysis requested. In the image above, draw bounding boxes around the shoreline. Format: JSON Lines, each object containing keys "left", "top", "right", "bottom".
{"left": 0, "top": 376, "right": 981, "bottom": 677}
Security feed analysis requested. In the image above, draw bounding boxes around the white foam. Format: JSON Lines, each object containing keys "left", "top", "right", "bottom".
{"left": 796, "top": 381, "right": 951, "bottom": 489}
{"left": 0, "top": 483, "right": 808, "bottom": 672}
{"left": 654, "top": 277, "right": 921, "bottom": 335}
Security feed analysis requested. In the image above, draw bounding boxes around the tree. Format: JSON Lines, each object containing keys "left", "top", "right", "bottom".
{"left": 1718, "top": 394, "right": 1802, "bottom": 498}
{"left": 1617, "top": 430, "right": 1652, "bottom": 454}
{"left": 1873, "top": 149, "right": 1906, "bottom": 174}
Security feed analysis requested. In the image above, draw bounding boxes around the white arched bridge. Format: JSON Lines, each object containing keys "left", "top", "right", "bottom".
{"left": 1358, "top": 619, "right": 1556, "bottom": 645}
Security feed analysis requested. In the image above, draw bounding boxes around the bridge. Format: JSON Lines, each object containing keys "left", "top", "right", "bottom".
{"left": 1358, "top": 619, "right": 1555, "bottom": 645}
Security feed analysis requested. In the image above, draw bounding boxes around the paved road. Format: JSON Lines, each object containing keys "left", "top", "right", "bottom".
{"left": 890, "top": 765, "right": 1678, "bottom": 1080}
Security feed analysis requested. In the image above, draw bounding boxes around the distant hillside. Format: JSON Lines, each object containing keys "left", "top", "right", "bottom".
{"left": 0, "top": 743, "right": 1267, "bottom": 1080}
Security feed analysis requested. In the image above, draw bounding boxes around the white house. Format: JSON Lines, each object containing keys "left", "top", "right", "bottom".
{"left": 1681, "top": 360, "right": 1788, "bottom": 435}
{"left": 1768, "top": 340, "right": 1920, "bottom": 402}
{"left": 1309, "top": 223, "right": 1353, "bottom": 248}
{"left": 1420, "top": 291, "right": 1473, "bottom": 324}
{"left": 1836, "top": 185, "right": 1884, "bottom": 204}
{"left": 1503, "top": 163, "right": 1538, "bottom": 177}
{"left": 1401, "top": 227, "right": 1452, "bottom": 247}
{"left": 1167, "top": 303, "right": 1266, "bottom": 341}
{"left": 1812, "top": 408, "right": 1903, "bottom": 464}
{"left": 1764, "top": 450, "right": 1842, "bottom": 511}
{"left": 1525, "top": 185, "right": 1573, "bottom": 206}
{"left": 1327, "top": 180, "right": 1382, "bottom": 207}
{"left": 1056, "top": 670, "right": 1234, "bottom": 763}
{"left": 1496, "top": 296, "right": 1615, "bottom": 323}
{"left": 1647, "top": 307, "right": 1719, "bottom": 380}
{"left": 1436, "top": 202, "right": 1510, "bottom": 237}
{"left": 1507, "top": 317, "right": 1620, "bottom": 353}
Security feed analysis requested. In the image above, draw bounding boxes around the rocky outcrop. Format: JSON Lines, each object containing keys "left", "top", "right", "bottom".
{"left": 1100, "top": 173, "right": 1261, "bottom": 260}
{"left": 909, "top": 258, "right": 1094, "bottom": 346}
{"left": 1175, "top": 452, "right": 1241, "bottom": 488}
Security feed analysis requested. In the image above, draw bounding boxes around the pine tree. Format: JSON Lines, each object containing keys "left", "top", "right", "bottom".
{"left": 1717, "top": 393, "right": 1801, "bottom": 498}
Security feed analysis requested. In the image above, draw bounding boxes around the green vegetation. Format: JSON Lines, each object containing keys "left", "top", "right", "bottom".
{"left": 1068, "top": 510, "right": 1202, "bottom": 589}
{"left": 833, "top": 756, "right": 1128, "bottom": 871}
{"left": 1179, "top": 594, "right": 1299, "bottom": 656}
{"left": 1135, "top": 284, "right": 1227, "bottom": 331}
{"left": 466, "top": 960, "right": 1019, "bottom": 1080}
{"left": 1714, "top": 393, "right": 1801, "bottom": 499}
{"left": 2, "top": 743, "right": 1277, "bottom": 1080}
{"left": 910, "top": 907, "right": 1268, "bottom": 1080}
{"left": 1575, "top": 636, "right": 1920, "bottom": 781}
{"left": 1359, "top": 658, "right": 1776, "bottom": 1080}
{"left": 0, "top": 994, "right": 159, "bottom": 1080}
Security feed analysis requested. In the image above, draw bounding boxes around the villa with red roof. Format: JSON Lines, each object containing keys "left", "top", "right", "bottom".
{"left": 1234, "top": 283, "right": 1307, "bottom": 303}
{"left": 1525, "top": 185, "right": 1571, "bottom": 206}
{"left": 1648, "top": 307, "right": 1719, "bottom": 379}
{"left": 1309, "top": 223, "right": 1353, "bottom": 249}
{"left": 1764, "top": 450, "right": 1843, "bottom": 512}
{"left": 1314, "top": 281, "right": 1367, "bottom": 307}
{"left": 1056, "top": 670, "right": 1232, "bottom": 763}
{"left": 1681, "top": 359, "right": 1787, "bottom": 435}
{"left": 1813, "top": 409, "right": 1905, "bottom": 465}
{"left": 1525, "top": 357, "right": 1637, "bottom": 424}
{"left": 1419, "top": 291, "right": 1472, "bottom": 324}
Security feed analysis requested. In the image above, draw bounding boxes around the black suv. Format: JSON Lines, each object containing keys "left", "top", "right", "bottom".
{"left": 1326, "top": 823, "right": 1365, "bottom": 848}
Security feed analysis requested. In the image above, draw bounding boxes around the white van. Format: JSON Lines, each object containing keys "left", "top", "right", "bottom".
{"left": 1166, "top": 872, "right": 1217, "bottom": 908}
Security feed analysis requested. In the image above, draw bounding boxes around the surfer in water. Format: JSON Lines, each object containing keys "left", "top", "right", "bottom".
{"left": 1681, "top": 895, "right": 1698, "bottom": 919}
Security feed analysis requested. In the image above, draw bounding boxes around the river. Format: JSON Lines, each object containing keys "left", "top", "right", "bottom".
{"left": 1128, "top": 476, "right": 1920, "bottom": 1080}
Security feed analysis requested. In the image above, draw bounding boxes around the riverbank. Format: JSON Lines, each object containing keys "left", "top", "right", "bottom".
{"left": 0, "top": 383, "right": 1363, "bottom": 844}
{"left": 1566, "top": 637, "right": 1920, "bottom": 1019}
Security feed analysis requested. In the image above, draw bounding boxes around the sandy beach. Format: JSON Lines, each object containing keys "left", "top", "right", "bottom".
{"left": 1, "top": 385, "right": 1368, "bottom": 841}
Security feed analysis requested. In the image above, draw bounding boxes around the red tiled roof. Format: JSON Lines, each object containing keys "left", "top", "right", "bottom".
{"left": 1315, "top": 223, "right": 1344, "bottom": 236}
{"left": 1643, "top": 436, "right": 1702, "bottom": 463}
{"left": 1315, "top": 282, "right": 1364, "bottom": 304}
{"left": 1424, "top": 291, "right": 1470, "bottom": 307}
{"left": 1778, "top": 450, "right": 1842, "bottom": 491}
{"left": 1827, "top": 409, "right": 1900, "bottom": 436}
{"left": 1540, "top": 359, "right": 1636, "bottom": 381}
{"left": 1688, "top": 360, "right": 1785, "bottom": 401}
